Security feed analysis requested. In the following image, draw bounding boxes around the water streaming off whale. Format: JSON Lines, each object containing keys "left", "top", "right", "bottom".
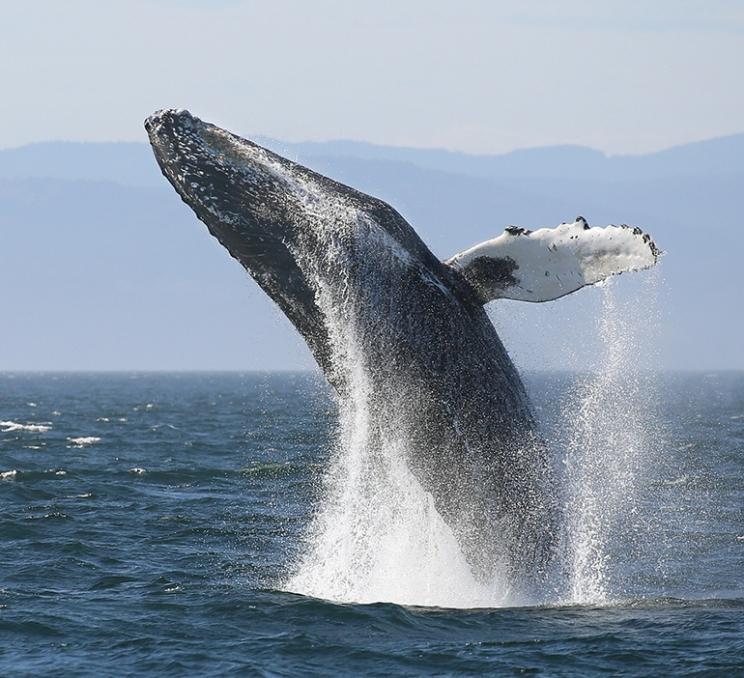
{"left": 282, "top": 201, "right": 514, "bottom": 607}
{"left": 556, "top": 274, "right": 662, "bottom": 604}
{"left": 284, "top": 217, "right": 663, "bottom": 607}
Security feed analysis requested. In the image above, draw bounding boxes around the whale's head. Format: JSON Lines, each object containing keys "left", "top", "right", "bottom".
{"left": 145, "top": 108, "right": 343, "bottom": 376}
{"left": 145, "top": 107, "right": 333, "bottom": 289}
{"left": 144, "top": 108, "right": 450, "bottom": 391}
{"left": 145, "top": 108, "right": 296, "bottom": 248}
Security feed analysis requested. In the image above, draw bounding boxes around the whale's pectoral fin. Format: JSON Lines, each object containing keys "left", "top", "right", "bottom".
{"left": 445, "top": 217, "right": 661, "bottom": 304}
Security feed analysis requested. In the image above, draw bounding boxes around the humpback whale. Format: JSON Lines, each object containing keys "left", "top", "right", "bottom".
{"left": 145, "top": 109, "right": 660, "bottom": 593}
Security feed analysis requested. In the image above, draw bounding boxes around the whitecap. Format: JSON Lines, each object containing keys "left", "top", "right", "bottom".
{"left": 129, "top": 467, "right": 146, "bottom": 475}
{"left": 0, "top": 420, "right": 52, "bottom": 433}
{"left": 1, "top": 470, "right": 18, "bottom": 480}
{"left": 67, "top": 436, "right": 101, "bottom": 447}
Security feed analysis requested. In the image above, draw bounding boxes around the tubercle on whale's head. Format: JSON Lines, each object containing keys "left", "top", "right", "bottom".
{"left": 144, "top": 108, "right": 330, "bottom": 314}
{"left": 144, "top": 108, "right": 203, "bottom": 158}
{"left": 144, "top": 109, "right": 248, "bottom": 227}
{"left": 143, "top": 109, "right": 315, "bottom": 269}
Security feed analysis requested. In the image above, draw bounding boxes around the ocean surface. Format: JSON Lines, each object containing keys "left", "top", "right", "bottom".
{"left": 2, "top": 371, "right": 743, "bottom": 676}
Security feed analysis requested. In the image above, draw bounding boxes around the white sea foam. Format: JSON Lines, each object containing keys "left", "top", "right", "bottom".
{"left": 1, "top": 470, "right": 18, "bottom": 480}
{"left": 285, "top": 324, "right": 511, "bottom": 607}
{"left": 129, "top": 467, "right": 146, "bottom": 475}
{"left": 67, "top": 436, "right": 101, "bottom": 447}
{"left": 1, "top": 420, "right": 51, "bottom": 433}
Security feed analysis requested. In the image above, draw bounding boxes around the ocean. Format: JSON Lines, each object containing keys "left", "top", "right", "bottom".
{"left": 2, "top": 371, "right": 743, "bottom": 676}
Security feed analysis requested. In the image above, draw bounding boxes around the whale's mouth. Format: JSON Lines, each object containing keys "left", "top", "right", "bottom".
{"left": 145, "top": 108, "right": 297, "bottom": 292}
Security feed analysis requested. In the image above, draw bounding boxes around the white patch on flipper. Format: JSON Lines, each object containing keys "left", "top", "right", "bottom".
{"left": 446, "top": 218, "right": 660, "bottom": 303}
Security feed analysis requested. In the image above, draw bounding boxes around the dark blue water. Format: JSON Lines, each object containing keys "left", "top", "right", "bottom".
{"left": 2, "top": 372, "right": 743, "bottom": 676}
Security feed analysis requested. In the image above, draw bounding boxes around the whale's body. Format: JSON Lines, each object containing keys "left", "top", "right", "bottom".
{"left": 145, "top": 109, "right": 659, "bottom": 591}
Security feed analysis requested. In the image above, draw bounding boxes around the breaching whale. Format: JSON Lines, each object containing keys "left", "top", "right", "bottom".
{"left": 145, "top": 109, "right": 660, "bottom": 592}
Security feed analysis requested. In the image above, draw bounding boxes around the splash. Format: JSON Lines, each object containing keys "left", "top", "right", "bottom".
{"left": 284, "top": 204, "right": 661, "bottom": 607}
{"left": 556, "top": 274, "right": 661, "bottom": 604}
{"left": 285, "top": 370, "right": 511, "bottom": 608}
{"left": 283, "top": 212, "right": 512, "bottom": 608}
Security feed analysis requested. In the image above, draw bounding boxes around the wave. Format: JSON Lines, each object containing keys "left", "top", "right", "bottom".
{"left": 67, "top": 436, "right": 101, "bottom": 447}
{"left": 0, "top": 420, "right": 51, "bottom": 433}
{"left": 0, "top": 468, "right": 66, "bottom": 481}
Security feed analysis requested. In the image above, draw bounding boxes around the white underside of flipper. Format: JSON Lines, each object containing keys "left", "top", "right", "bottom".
{"left": 446, "top": 217, "right": 661, "bottom": 304}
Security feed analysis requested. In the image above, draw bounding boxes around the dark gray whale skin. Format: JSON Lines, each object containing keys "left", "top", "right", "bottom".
{"left": 145, "top": 109, "right": 556, "bottom": 588}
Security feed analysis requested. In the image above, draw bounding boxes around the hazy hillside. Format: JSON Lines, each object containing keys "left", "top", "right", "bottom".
{"left": 264, "top": 132, "right": 744, "bottom": 182}
{"left": 1, "top": 134, "right": 741, "bottom": 370}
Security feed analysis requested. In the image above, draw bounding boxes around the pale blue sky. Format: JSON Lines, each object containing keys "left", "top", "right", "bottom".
{"left": 2, "top": 0, "right": 743, "bottom": 154}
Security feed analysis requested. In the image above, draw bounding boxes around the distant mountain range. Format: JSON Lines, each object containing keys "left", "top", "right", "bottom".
{"left": 2, "top": 133, "right": 742, "bottom": 370}
{"left": 4, "top": 132, "right": 744, "bottom": 185}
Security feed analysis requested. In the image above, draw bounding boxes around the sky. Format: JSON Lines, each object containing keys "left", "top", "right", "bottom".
{"left": 2, "top": 0, "right": 743, "bottom": 154}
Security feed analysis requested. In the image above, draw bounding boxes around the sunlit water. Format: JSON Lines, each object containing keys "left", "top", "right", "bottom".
{"left": 2, "top": 370, "right": 743, "bottom": 675}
